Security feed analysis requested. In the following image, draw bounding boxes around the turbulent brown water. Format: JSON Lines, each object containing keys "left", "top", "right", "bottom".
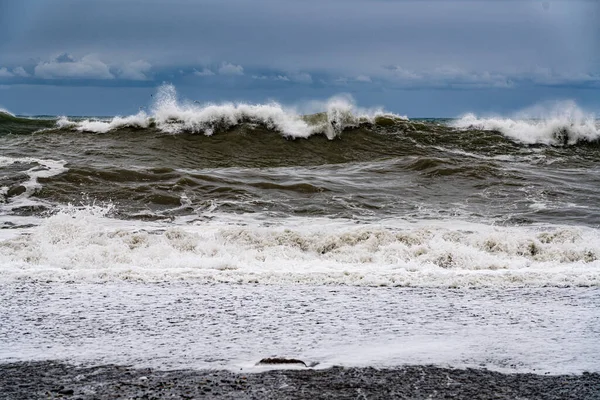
{"left": 1, "top": 86, "right": 599, "bottom": 376}
{"left": 2, "top": 101, "right": 600, "bottom": 226}
{"left": 1, "top": 86, "right": 600, "bottom": 287}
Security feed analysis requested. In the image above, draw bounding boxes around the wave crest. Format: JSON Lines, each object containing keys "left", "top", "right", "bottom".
{"left": 58, "top": 85, "right": 407, "bottom": 138}
{"left": 452, "top": 101, "right": 600, "bottom": 145}
{"left": 0, "top": 108, "right": 15, "bottom": 118}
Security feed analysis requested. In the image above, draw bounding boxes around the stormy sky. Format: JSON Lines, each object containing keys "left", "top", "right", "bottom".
{"left": 0, "top": 0, "right": 598, "bottom": 116}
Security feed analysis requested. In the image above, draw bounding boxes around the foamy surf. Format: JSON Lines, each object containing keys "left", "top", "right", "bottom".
{"left": 0, "top": 205, "right": 598, "bottom": 287}
{"left": 2, "top": 283, "right": 598, "bottom": 374}
{"left": 452, "top": 101, "right": 600, "bottom": 145}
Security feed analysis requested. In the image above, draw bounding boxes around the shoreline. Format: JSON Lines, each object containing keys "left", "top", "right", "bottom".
{"left": 1, "top": 361, "right": 598, "bottom": 399}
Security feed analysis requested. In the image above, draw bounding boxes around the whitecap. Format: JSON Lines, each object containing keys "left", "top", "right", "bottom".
{"left": 56, "top": 84, "right": 406, "bottom": 138}
{"left": 452, "top": 101, "right": 599, "bottom": 145}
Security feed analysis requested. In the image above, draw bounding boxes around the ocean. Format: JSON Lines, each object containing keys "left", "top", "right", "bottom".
{"left": 0, "top": 85, "right": 599, "bottom": 375}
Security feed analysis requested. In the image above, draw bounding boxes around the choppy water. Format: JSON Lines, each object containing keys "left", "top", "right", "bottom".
{"left": 1, "top": 86, "right": 599, "bottom": 287}
{"left": 1, "top": 86, "right": 599, "bottom": 373}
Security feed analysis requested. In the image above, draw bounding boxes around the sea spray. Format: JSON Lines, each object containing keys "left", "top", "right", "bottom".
{"left": 452, "top": 100, "right": 600, "bottom": 145}
{"left": 45, "top": 85, "right": 405, "bottom": 137}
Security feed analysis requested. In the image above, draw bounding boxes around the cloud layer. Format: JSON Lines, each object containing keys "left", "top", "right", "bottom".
{"left": 0, "top": 1, "right": 597, "bottom": 115}
{"left": 0, "top": 53, "right": 154, "bottom": 81}
{"left": 1, "top": 53, "right": 598, "bottom": 92}
{"left": 34, "top": 54, "right": 114, "bottom": 80}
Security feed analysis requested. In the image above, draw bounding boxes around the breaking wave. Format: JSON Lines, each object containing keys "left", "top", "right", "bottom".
{"left": 453, "top": 101, "right": 600, "bottom": 145}
{"left": 1, "top": 205, "right": 598, "bottom": 287}
{"left": 4, "top": 89, "right": 600, "bottom": 147}
{"left": 55, "top": 85, "right": 407, "bottom": 138}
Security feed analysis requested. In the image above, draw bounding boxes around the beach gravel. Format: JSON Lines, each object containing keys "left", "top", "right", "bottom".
{"left": 0, "top": 361, "right": 599, "bottom": 399}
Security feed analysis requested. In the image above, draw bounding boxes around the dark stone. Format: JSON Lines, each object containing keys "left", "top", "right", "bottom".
{"left": 257, "top": 358, "right": 307, "bottom": 367}
{"left": 6, "top": 185, "right": 26, "bottom": 198}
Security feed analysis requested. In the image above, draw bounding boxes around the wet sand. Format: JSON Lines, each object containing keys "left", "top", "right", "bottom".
{"left": 1, "top": 361, "right": 598, "bottom": 400}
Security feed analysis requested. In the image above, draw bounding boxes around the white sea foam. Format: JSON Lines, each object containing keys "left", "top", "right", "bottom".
{"left": 453, "top": 101, "right": 600, "bottom": 145}
{"left": 55, "top": 85, "right": 406, "bottom": 138}
{"left": 0, "top": 205, "right": 598, "bottom": 287}
{"left": 0, "top": 156, "right": 68, "bottom": 210}
{"left": 63, "top": 112, "right": 151, "bottom": 134}
{"left": 1, "top": 283, "right": 597, "bottom": 373}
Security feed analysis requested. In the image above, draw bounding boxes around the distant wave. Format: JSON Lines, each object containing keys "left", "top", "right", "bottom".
{"left": 0, "top": 108, "right": 19, "bottom": 121}
{"left": 3, "top": 90, "right": 600, "bottom": 147}
{"left": 55, "top": 85, "right": 408, "bottom": 138}
{"left": 0, "top": 108, "right": 15, "bottom": 118}
{"left": 452, "top": 101, "right": 600, "bottom": 145}
{"left": 0, "top": 109, "right": 58, "bottom": 132}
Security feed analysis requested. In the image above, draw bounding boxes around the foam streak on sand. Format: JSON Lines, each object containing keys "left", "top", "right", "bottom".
{"left": 1, "top": 284, "right": 598, "bottom": 374}
{"left": 0, "top": 205, "right": 598, "bottom": 287}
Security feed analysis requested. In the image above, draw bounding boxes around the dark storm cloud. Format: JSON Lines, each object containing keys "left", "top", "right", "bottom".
{"left": 1, "top": 0, "right": 596, "bottom": 73}
{"left": 0, "top": 0, "right": 598, "bottom": 114}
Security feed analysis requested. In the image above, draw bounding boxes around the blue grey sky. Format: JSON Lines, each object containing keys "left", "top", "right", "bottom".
{"left": 0, "top": 0, "right": 598, "bottom": 116}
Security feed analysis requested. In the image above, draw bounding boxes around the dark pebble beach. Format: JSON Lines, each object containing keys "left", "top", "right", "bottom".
{"left": 1, "top": 361, "right": 599, "bottom": 400}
